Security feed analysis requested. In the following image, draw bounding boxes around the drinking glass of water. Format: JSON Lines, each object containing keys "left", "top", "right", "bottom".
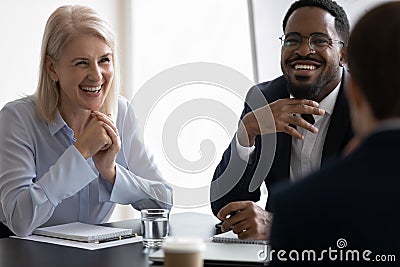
{"left": 140, "top": 209, "right": 169, "bottom": 248}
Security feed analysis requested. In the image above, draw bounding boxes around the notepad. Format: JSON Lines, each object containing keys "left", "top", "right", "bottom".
{"left": 33, "top": 222, "right": 135, "bottom": 243}
{"left": 212, "top": 230, "right": 268, "bottom": 245}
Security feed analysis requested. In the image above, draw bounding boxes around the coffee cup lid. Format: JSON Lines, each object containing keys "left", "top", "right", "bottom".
{"left": 162, "top": 237, "right": 206, "bottom": 253}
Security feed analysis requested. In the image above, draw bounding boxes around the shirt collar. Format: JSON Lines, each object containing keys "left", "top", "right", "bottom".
{"left": 48, "top": 110, "right": 68, "bottom": 136}
{"left": 318, "top": 82, "right": 341, "bottom": 116}
{"left": 372, "top": 118, "right": 400, "bottom": 134}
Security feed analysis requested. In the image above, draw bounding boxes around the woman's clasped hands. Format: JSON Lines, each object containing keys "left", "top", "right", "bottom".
{"left": 74, "top": 111, "right": 121, "bottom": 183}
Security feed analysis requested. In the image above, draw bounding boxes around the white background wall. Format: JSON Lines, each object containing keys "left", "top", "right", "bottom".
{"left": 128, "top": 0, "right": 253, "bottom": 216}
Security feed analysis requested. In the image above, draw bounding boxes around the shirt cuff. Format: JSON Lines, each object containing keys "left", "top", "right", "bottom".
{"left": 37, "top": 145, "right": 98, "bottom": 206}
{"left": 235, "top": 133, "right": 255, "bottom": 162}
{"left": 110, "top": 164, "right": 173, "bottom": 209}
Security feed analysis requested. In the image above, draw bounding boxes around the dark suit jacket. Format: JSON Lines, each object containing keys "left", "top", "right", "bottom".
{"left": 210, "top": 74, "right": 353, "bottom": 214}
{"left": 269, "top": 129, "right": 400, "bottom": 266}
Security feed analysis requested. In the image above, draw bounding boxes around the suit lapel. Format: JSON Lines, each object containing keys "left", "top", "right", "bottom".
{"left": 321, "top": 72, "right": 352, "bottom": 164}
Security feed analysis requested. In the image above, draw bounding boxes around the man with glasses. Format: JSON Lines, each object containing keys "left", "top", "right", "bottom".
{"left": 270, "top": 2, "right": 400, "bottom": 264}
{"left": 211, "top": 0, "right": 353, "bottom": 240}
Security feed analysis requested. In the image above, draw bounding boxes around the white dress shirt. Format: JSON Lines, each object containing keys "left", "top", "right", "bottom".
{"left": 0, "top": 96, "right": 172, "bottom": 236}
{"left": 290, "top": 84, "right": 340, "bottom": 180}
{"left": 235, "top": 83, "right": 341, "bottom": 181}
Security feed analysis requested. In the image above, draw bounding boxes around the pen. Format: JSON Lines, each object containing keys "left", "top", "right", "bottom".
{"left": 215, "top": 210, "right": 240, "bottom": 232}
{"left": 228, "top": 210, "right": 239, "bottom": 218}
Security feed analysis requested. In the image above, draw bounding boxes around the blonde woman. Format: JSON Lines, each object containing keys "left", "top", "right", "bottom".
{"left": 0, "top": 5, "right": 172, "bottom": 237}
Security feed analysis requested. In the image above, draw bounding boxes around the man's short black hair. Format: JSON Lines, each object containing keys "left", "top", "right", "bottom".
{"left": 282, "top": 0, "right": 350, "bottom": 45}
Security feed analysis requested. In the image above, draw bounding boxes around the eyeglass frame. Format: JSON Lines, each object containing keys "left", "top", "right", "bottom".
{"left": 279, "top": 32, "right": 344, "bottom": 52}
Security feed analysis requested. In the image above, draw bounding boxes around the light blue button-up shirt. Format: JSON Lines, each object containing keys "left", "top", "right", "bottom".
{"left": 0, "top": 95, "right": 172, "bottom": 236}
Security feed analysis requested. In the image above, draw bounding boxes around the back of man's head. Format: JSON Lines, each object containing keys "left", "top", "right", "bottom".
{"left": 282, "top": 0, "right": 350, "bottom": 45}
{"left": 347, "top": 2, "right": 400, "bottom": 120}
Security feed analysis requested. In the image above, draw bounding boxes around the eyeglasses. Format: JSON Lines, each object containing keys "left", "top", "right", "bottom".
{"left": 279, "top": 33, "right": 344, "bottom": 52}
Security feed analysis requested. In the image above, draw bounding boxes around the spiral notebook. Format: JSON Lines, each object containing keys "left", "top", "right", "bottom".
{"left": 212, "top": 230, "right": 268, "bottom": 245}
{"left": 33, "top": 222, "right": 135, "bottom": 243}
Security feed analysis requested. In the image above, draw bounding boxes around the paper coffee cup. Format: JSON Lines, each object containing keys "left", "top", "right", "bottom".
{"left": 162, "top": 237, "right": 205, "bottom": 267}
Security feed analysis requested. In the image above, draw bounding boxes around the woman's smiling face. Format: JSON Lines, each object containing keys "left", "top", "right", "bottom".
{"left": 50, "top": 35, "right": 114, "bottom": 113}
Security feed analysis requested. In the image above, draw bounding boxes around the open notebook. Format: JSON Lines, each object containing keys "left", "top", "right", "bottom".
{"left": 212, "top": 230, "right": 269, "bottom": 245}
{"left": 149, "top": 241, "right": 269, "bottom": 266}
{"left": 33, "top": 222, "right": 135, "bottom": 243}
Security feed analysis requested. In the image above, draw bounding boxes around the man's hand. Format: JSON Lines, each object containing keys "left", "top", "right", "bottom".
{"left": 237, "top": 98, "right": 325, "bottom": 147}
{"left": 217, "top": 201, "right": 273, "bottom": 240}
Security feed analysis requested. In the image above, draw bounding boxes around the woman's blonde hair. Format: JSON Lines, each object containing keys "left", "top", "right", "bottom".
{"left": 35, "top": 5, "right": 119, "bottom": 122}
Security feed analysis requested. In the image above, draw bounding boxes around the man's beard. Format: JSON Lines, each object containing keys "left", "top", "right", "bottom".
{"left": 285, "top": 74, "right": 323, "bottom": 101}
{"left": 282, "top": 54, "right": 340, "bottom": 101}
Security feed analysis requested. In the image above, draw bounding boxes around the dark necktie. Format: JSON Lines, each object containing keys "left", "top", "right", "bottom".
{"left": 301, "top": 114, "right": 315, "bottom": 125}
